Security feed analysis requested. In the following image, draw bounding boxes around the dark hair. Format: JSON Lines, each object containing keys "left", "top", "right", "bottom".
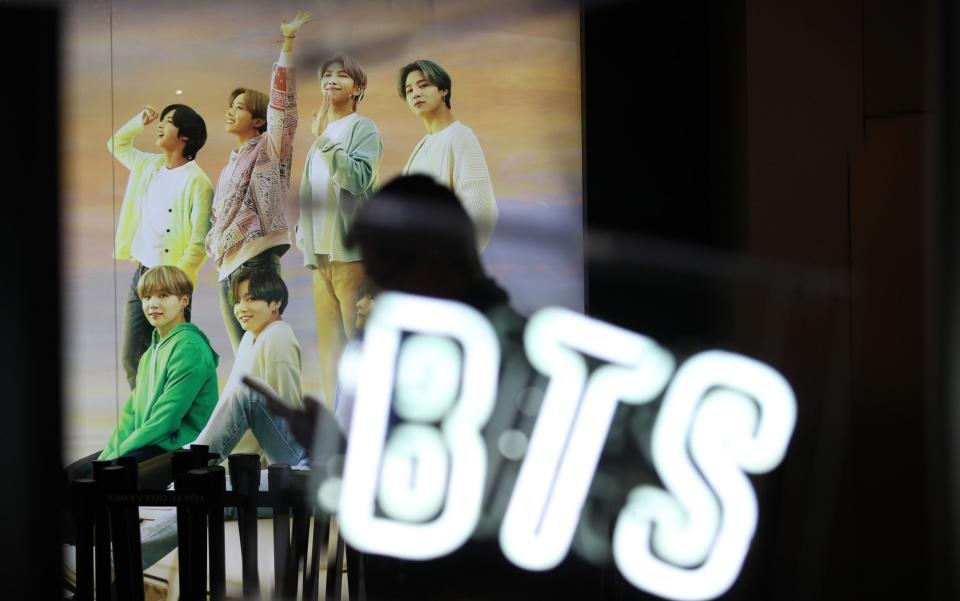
{"left": 231, "top": 269, "right": 289, "bottom": 315}
{"left": 347, "top": 174, "right": 477, "bottom": 265}
{"left": 397, "top": 60, "right": 452, "bottom": 108}
{"left": 319, "top": 53, "right": 369, "bottom": 108}
{"left": 159, "top": 104, "right": 207, "bottom": 160}
{"left": 229, "top": 88, "right": 269, "bottom": 134}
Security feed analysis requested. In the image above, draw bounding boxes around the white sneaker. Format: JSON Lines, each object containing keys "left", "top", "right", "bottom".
{"left": 63, "top": 544, "right": 77, "bottom": 590}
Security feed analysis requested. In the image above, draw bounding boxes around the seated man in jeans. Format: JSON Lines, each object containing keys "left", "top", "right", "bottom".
{"left": 140, "top": 268, "right": 307, "bottom": 569}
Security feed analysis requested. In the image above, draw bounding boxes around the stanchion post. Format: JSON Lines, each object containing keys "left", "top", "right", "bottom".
{"left": 102, "top": 465, "right": 144, "bottom": 601}
{"left": 91, "top": 460, "right": 113, "bottom": 601}
{"left": 269, "top": 463, "right": 292, "bottom": 599}
{"left": 228, "top": 453, "right": 262, "bottom": 598}
{"left": 207, "top": 465, "right": 227, "bottom": 601}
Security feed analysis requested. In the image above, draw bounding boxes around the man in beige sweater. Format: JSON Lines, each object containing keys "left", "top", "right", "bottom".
{"left": 398, "top": 60, "right": 498, "bottom": 251}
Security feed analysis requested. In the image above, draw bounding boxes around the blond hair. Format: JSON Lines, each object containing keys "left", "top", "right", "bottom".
{"left": 137, "top": 265, "right": 193, "bottom": 300}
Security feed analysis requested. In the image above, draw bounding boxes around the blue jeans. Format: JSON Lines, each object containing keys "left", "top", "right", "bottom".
{"left": 139, "top": 386, "right": 308, "bottom": 569}
{"left": 195, "top": 386, "right": 307, "bottom": 467}
{"left": 218, "top": 250, "right": 282, "bottom": 352}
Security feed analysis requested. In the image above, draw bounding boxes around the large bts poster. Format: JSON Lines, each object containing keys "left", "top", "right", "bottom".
{"left": 63, "top": 0, "right": 583, "bottom": 461}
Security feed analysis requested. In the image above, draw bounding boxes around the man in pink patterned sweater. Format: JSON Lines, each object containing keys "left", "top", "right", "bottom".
{"left": 207, "top": 12, "right": 312, "bottom": 351}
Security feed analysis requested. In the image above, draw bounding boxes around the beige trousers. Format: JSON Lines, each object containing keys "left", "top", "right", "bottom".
{"left": 312, "top": 257, "right": 366, "bottom": 409}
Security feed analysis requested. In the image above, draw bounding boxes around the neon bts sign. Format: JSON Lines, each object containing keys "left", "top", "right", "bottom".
{"left": 335, "top": 292, "right": 796, "bottom": 601}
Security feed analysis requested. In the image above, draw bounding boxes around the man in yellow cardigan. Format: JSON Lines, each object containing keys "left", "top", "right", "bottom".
{"left": 109, "top": 103, "right": 214, "bottom": 389}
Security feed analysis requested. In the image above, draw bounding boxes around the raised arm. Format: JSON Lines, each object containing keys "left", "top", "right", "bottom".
{"left": 106, "top": 105, "right": 159, "bottom": 170}
{"left": 263, "top": 12, "right": 313, "bottom": 161}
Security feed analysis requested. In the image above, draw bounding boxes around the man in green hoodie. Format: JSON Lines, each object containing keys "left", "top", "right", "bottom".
{"left": 65, "top": 265, "right": 220, "bottom": 484}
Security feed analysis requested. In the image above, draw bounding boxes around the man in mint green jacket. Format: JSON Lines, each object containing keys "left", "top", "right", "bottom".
{"left": 295, "top": 52, "right": 382, "bottom": 408}
{"left": 109, "top": 103, "right": 214, "bottom": 389}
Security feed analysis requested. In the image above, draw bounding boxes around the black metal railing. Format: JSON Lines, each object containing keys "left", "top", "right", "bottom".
{"left": 68, "top": 445, "right": 347, "bottom": 601}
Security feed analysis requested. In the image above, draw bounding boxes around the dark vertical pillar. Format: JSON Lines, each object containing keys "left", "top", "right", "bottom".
{"left": 930, "top": 0, "right": 960, "bottom": 597}
{"left": 740, "top": 1, "right": 862, "bottom": 599}
{"left": 92, "top": 460, "right": 114, "bottom": 601}
{"left": 71, "top": 479, "right": 97, "bottom": 601}
{"left": 0, "top": 6, "right": 60, "bottom": 601}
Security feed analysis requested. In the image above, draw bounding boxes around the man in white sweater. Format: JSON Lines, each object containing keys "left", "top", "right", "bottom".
{"left": 138, "top": 269, "right": 306, "bottom": 569}
{"left": 398, "top": 60, "right": 498, "bottom": 251}
{"left": 191, "top": 268, "right": 305, "bottom": 465}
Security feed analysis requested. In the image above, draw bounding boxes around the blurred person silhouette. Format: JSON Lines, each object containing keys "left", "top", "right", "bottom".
{"left": 266, "top": 174, "right": 607, "bottom": 600}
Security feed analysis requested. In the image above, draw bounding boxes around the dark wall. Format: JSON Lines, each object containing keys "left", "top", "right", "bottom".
{"left": 585, "top": 0, "right": 936, "bottom": 599}
{"left": 0, "top": 6, "right": 62, "bottom": 600}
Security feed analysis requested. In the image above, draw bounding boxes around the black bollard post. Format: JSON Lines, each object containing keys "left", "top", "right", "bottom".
{"left": 304, "top": 508, "right": 330, "bottom": 601}
{"left": 179, "top": 469, "right": 209, "bottom": 601}
{"left": 206, "top": 465, "right": 227, "bottom": 601}
{"left": 171, "top": 448, "right": 196, "bottom": 591}
{"left": 174, "top": 469, "right": 195, "bottom": 601}
{"left": 287, "top": 470, "right": 312, "bottom": 597}
{"left": 91, "top": 460, "right": 114, "bottom": 601}
{"left": 114, "top": 456, "right": 144, "bottom": 576}
{"left": 172, "top": 448, "right": 199, "bottom": 477}
{"left": 345, "top": 544, "right": 365, "bottom": 601}
{"left": 102, "top": 465, "right": 144, "bottom": 601}
{"left": 269, "top": 464, "right": 292, "bottom": 599}
{"left": 114, "top": 455, "right": 138, "bottom": 484}
{"left": 228, "top": 453, "right": 262, "bottom": 598}
{"left": 71, "top": 479, "right": 97, "bottom": 601}
{"left": 326, "top": 526, "right": 345, "bottom": 601}
{"left": 190, "top": 443, "right": 216, "bottom": 466}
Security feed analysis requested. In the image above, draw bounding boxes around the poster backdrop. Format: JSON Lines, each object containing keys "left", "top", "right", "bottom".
{"left": 63, "top": 0, "right": 582, "bottom": 461}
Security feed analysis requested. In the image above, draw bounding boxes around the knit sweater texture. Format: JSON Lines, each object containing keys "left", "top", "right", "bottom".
{"left": 402, "top": 121, "right": 498, "bottom": 250}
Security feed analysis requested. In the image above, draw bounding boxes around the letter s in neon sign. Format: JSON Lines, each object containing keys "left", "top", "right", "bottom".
{"left": 613, "top": 351, "right": 796, "bottom": 600}
{"left": 335, "top": 293, "right": 797, "bottom": 601}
